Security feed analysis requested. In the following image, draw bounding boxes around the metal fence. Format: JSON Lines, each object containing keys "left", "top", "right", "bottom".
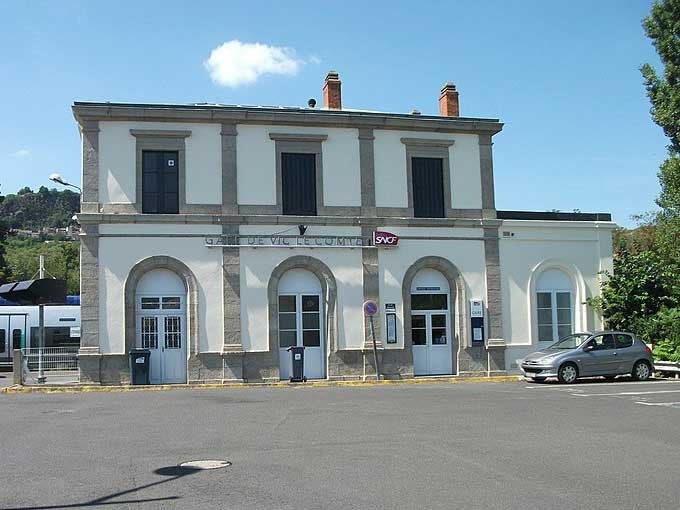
{"left": 21, "top": 347, "right": 79, "bottom": 385}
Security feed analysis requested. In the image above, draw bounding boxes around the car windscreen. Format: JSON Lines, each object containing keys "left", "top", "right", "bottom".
{"left": 550, "top": 334, "right": 591, "bottom": 349}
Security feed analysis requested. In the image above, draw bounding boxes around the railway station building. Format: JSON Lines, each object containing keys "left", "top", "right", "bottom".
{"left": 73, "top": 72, "right": 614, "bottom": 384}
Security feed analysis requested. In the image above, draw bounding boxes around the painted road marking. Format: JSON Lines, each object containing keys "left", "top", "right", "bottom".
{"left": 572, "top": 389, "right": 680, "bottom": 397}
{"left": 524, "top": 380, "right": 680, "bottom": 390}
{"left": 635, "top": 401, "right": 680, "bottom": 408}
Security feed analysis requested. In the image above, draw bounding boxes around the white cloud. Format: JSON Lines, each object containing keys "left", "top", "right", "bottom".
{"left": 12, "top": 149, "right": 30, "bottom": 158}
{"left": 204, "top": 40, "right": 304, "bottom": 87}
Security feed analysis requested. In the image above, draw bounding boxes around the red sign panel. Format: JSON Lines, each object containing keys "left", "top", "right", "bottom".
{"left": 373, "top": 230, "right": 399, "bottom": 247}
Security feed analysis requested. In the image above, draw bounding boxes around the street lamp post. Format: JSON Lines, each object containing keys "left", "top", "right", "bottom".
{"left": 48, "top": 173, "right": 82, "bottom": 193}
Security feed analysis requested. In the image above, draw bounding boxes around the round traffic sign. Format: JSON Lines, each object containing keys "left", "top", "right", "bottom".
{"left": 363, "top": 300, "right": 378, "bottom": 316}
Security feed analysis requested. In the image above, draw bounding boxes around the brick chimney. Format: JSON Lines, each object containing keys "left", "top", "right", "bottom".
{"left": 439, "top": 82, "right": 459, "bottom": 117}
{"left": 323, "top": 71, "right": 342, "bottom": 110}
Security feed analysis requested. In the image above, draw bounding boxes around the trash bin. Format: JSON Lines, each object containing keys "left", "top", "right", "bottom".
{"left": 129, "top": 348, "right": 151, "bottom": 385}
{"left": 287, "top": 346, "right": 306, "bottom": 382}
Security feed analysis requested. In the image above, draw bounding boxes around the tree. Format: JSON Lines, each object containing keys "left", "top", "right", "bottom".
{"left": 0, "top": 219, "right": 8, "bottom": 284}
{"left": 3, "top": 238, "right": 80, "bottom": 295}
{"left": 641, "top": 0, "right": 680, "bottom": 261}
{"left": 605, "top": 0, "right": 680, "bottom": 361}
{"left": 0, "top": 187, "right": 79, "bottom": 230}
{"left": 587, "top": 244, "right": 680, "bottom": 339}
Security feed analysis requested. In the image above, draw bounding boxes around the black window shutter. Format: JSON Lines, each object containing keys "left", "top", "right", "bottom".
{"left": 282, "top": 153, "right": 317, "bottom": 216}
{"left": 142, "top": 150, "right": 179, "bottom": 214}
{"left": 412, "top": 157, "right": 445, "bottom": 218}
{"left": 162, "top": 151, "right": 179, "bottom": 214}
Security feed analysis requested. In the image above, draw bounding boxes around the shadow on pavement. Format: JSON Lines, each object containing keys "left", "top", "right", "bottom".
{"left": 1, "top": 465, "right": 202, "bottom": 509}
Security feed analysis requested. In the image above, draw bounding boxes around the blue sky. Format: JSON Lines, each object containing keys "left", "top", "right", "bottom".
{"left": 0, "top": 0, "right": 666, "bottom": 227}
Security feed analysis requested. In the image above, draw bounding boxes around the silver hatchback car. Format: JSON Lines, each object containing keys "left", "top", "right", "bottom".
{"left": 521, "top": 331, "right": 654, "bottom": 383}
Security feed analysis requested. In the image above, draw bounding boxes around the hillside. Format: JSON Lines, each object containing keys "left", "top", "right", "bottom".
{"left": 0, "top": 187, "right": 80, "bottom": 292}
{"left": 0, "top": 186, "right": 80, "bottom": 230}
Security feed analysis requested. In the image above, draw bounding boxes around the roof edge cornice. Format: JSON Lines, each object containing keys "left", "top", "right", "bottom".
{"left": 72, "top": 102, "right": 503, "bottom": 135}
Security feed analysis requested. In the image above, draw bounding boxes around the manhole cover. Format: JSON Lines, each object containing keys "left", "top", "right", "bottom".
{"left": 179, "top": 460, "right": 231, "bottom": 470}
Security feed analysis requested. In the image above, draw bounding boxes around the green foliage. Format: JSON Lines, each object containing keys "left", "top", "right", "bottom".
{"left": 612, "top": 217, "right": 658, "bottom": 256}
{"left": 641, "top": 1, "right": 680, "bottom": 265}
{"left": 3, "top": 238, "right": 80, "bottom": 295}
{"left": 641, "top": 0, "right": 680, "bottom": 152}
{"left": 610, "top": 0, "right": 680, "bottom": 361}
{"left": 646, "top": 308, "right": 680, "bottom": 361}
{"left": 0, "top": 219, "right": 8, "bottom": 284}
{"left": 0, "top": 187, "right": 80, "bottom": 230}
{"left": 587, "top": 246, "right": 680, "bottom": 339}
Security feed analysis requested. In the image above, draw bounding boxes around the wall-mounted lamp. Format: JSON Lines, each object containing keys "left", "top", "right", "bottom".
{"left": 298, "top": 224, "right": 308, "bottom": 236}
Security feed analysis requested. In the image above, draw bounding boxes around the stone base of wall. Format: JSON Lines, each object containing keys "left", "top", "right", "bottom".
{"left": 329, "top": 350, "right": 364, "bottom": 380}
{"left": 381, "top": 349, "right": 415, "bottom": 379}
{"left": 83, "top": 346, "right": 504, "bottom": 385}
{"left": 101, "top": 355, "right": 130, "bottom": 385}
{"left": 223, "top": 352, "right": 244, "bottom": 382}
{"left": 79, "top": 351, "right": 103, "bottom": 384}
{"left": 487, "top": 347, "right": 506, "bottom": 372}
{"left": 459, "top": 346, "right": 486, "bottom": 373}
{"left": 188, "top": 353, "right": 224, "bottom": 384}
{"left": 457, "top": 344, "right": 507, "bottom": 374}
{"left": 242, "top": 351, "right": 279, "bottom": 382}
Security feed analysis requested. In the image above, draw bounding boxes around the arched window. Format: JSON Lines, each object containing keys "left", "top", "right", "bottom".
{"left": 536, "top": 269, "right": 573, "bottom": 343}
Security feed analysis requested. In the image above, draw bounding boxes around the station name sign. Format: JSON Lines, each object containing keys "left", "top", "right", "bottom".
{"left": 205, "top": 231, "right": 399, "bottom": 249}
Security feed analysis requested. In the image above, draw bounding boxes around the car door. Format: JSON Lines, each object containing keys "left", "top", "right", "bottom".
{"left": 613, "top": 333, "right": 636, "bottom": 373}
{"left": 581, "top": 334, "right": 619, "bottom": 375}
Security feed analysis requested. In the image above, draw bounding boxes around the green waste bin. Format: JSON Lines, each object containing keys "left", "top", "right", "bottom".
{"left": 129, "top": 348, "right": 150, "bottom": 385}
{"left": 287, "top": 346, "right": 306, "bottom": 383}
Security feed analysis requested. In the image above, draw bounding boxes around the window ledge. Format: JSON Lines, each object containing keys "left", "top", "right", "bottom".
{"left": 400, "top": 137, "right": 455, "bottom": 147}
{"left": 269, "top": 133, "right": 328, "bottom": 142}
{"left": 130, "top": 129, "right": 192, "bottom": 138}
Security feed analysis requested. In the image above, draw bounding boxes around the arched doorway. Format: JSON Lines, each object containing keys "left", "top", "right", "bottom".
{"left": 277, "top": 269, "right": 325, "bottom": 380}
{"left": 410, "top": 268, "right": 453, "bottom": 376}
{"left": 135, "top": 268, "right": 187, "bottom": 384}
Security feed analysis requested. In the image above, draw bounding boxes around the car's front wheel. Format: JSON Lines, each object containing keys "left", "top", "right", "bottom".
{"left": 558, "top": 363, "right": 578, "bottom": 384}
{"left": 632, "top": 360, "right": 652, "bottom": 381}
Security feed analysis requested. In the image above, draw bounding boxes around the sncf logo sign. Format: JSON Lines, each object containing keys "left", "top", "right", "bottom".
{"left": 373, "top": 230, "right": 399, "bottom": 247}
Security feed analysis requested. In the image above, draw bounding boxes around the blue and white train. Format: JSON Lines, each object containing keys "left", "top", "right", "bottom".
{"left": 0, "top": 303, "right": 80, "bottom": 368}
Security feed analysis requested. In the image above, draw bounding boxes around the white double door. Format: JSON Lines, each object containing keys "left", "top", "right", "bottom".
{"left": 411, "top": 308, "right": 452, "bottom": 376}
{"left": 137, "top": 296, "right": 186, "bottom": 384}
{"left": 278, "top": 293, "right": 325, "bottom": 380}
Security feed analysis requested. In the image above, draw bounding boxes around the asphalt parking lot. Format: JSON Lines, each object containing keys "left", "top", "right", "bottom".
{"left": 1, "top": 378, "right": 680, "bottom": 510}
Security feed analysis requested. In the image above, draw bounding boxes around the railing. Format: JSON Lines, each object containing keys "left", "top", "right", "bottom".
{"left": 21, "top": 347, "right": 79, "bottom": 385}
{"left": 655, "top": 361, "right": 680, "bottom": 379}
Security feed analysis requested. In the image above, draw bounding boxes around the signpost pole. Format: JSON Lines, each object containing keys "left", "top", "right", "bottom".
{"left": 363, "top": 300, "right": 380, "bottom": 381}
{"left": 369, "top": 315, "right": 380, "bottom": 381}
{"left": 37, "top": 255, "right": 46, "bottom": 384}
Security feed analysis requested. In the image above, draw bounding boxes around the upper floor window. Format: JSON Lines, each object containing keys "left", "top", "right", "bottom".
{"left": 536, "top": 269, "right": 573, "bottom": 342}
{"left": 412, "top": 157, "right": 445, "bottom": 218}
{"left": 142, "top": 151, "right": 179, "bottom": 214}
{"left": 282, "top": 152, "right": 317, "bottom": 216}
{"left": 401, "top": 138, "right": 453, "bottom": 219}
